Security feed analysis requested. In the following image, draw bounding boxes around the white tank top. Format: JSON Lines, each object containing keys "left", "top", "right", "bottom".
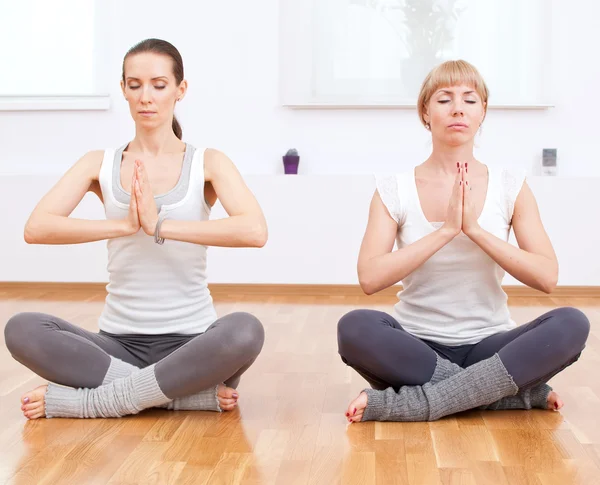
{"left": 375, "top": 166, "right": 527, "bottom": 346}
{"left": 97, "top": 144, "right": 217, "bottom": 335}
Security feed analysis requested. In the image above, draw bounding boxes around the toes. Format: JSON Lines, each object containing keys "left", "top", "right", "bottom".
{"left": 219, "top": 397, "right": 237, "bottom": 407}
{"left": 348, "top": 412, "right": 364, "bottom": 423}
{"left": 20, "top": 386, "right": 48, "bottom": 418}
{"left": 22, "top": 402, "right": 41, "bottom": 412}
{"left": 21, "top": 386, "right": 48, "bottom": 405}
{"left": 346, "top": 407, "right": 362, "bottom": 422}
{"left": 26, "top": 409, "right": 45, "bottom": 420}
{"left": 23, "top": 402, "right": 44, "bottom": 417}
{"left": 220, "top": 402, "right": 238, "bottom": 412}
{"left": 217, "top": 385, "right": 239, "bottom": 412}
{"left": 218, "top": 386, "right": 239, "bottom": 400}
{"left": 547, "top": 392, "right": 564, "bottom": 411}
{"left": 346, "top": 402, "right": 358, "bottom": 418}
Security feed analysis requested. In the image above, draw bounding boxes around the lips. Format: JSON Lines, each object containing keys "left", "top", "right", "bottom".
{"left": 448, "top": 123, "right": 468, "bottom": 128}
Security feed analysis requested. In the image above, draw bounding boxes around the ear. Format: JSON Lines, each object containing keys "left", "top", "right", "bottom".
{"left": 120, "top": 79, "right": 127, "bottom": 100}
{"left": 176, "top": 79, "right": 188, "bottom": 102}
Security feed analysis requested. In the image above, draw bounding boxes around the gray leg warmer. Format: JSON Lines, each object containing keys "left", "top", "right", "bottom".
{"left": 101, "top": 358, "right": 220, "bottom": 412}
{"left": 429, "top": 355, "right": 552, "bottom": 410}
{"left": 45, "top": 365, "right": 169, "bottom": 418}
{"left": 362, "top": 354, "right": 519, "bottom": 422}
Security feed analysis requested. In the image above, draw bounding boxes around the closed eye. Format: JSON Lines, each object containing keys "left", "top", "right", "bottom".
{"left": 437, "top": 100, "right": 477, "bottom": 104}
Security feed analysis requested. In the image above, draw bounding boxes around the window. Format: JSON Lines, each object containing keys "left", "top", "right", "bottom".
{"left": 280, "top": 0, "right": 552, "bottom": 108}
{"left": 0, "top": 0, "right": 109, "bottom": 110}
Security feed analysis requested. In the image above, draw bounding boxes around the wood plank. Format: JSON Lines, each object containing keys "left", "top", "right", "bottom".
{"left": 0, "top": 289, "right": 598, "bottom": 484}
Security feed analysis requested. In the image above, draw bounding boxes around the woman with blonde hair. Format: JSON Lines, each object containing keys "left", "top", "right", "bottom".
{"left": 337, "top": 60, "right": 589, "bottom": 423}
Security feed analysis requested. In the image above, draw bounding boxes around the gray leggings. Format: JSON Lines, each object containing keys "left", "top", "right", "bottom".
{"left": 338, "top": 307, "right": 590, "bottom": 391}
{"left": 4, "top": 312, "right": 264, "bottom": 399}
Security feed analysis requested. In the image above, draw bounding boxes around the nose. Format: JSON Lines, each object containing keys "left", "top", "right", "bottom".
{"left": 140, "top": 85, "right": 152, "bottom": 104}
{"left": 452, "top": 104, "right": 464, "bottom": 116}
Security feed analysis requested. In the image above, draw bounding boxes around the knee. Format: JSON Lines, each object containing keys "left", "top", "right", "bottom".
{"left": 543, "top": 307, "right": 590, "bottom": 352}
{"left": 228, "top": 312, "right": 265, "bottom": 358}
{"left": 4, "top": 312, "right": 42, "bottom": 355}
{"left": 337, "top": 310, "right": 372, "bottom": 350}
{"left": 555, "top": 307, "right": 590, "bottom": 345}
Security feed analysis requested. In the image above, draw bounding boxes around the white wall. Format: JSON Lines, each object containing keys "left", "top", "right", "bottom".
{"left": 1, "top": 0, "right": 599, "bottom": 285}
{"left": 0, "top": 0, "right": 599, "bottom": 177}
{"left": 2, "top": 174, "right": 599, "bottom": 286}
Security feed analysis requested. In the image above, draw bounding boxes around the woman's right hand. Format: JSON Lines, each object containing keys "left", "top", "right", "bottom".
{"left": 441, "top": 163, "right": 464, "bottom": 237}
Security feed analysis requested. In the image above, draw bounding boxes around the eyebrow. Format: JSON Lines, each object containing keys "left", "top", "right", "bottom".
{"left": 126, "top": 77, "right": 169, "bottom": 82}
{"left": 438, "top": 89, "right": 476, "bottom": 95}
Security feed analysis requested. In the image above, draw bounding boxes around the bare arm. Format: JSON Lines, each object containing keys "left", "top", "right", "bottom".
{"left": 24, "top": 151, "right": 138, "bottom": 245}
{"left": 465, "top": 181, "right": 558, "bottom": 293}
{"left": 358, "top": 191, "right": 456, "bottom": 295}
{"left": 158, "top": 149, "right": 268, "bottom": 247}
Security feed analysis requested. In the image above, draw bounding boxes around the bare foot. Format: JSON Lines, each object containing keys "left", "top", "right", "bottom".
{"left": 20, "top": 385, "right": 48, "bottom": 420}
{"left": 547, "top": 391, "right": 564, "bottom": 411}
{"left": 345, "top": 391, "right": 368, "bottom": 423}
{"left": 217, "top": 384, "right": 239, "bottom": 411}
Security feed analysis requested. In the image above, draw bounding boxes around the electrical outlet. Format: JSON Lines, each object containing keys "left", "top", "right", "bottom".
{"left": 542, "top": 148, "right": 557, "bottom": 176}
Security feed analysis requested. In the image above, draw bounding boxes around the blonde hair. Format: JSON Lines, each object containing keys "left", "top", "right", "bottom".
{"left": 417, "top": 60, "right": 489, "bottom": 128}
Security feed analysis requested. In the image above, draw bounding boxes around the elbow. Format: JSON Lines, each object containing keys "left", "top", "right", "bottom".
{"left": 248, "top": 221, "right": 268, "bottom": 248}
{"left": 361, "top": 285, "right": 376, "bottom": 296}
{"left": 538, "top": 268, "right": 558, "bottom": 294}
{"left": 540, "top": 276, "right": 558, "bottom": 295}
{"left": 539, "top": 284, "right": 555, "bottom": 295}
{"left": 23, "top": 220, "right": 42, "bottom": 244}
{"left": 358, "top": 273, "right": 377, "bottom": 296}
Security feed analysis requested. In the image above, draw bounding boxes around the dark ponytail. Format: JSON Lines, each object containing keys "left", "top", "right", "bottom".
{"left": 172, "top": 117, "right": 182, "bottom": 140}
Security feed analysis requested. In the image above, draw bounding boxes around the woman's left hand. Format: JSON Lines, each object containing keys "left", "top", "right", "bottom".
{"left": 133, "top": 160, "right": 159, "bottom": 236}
{"left": 462, "top": 163, "right": 481, "bottom": 237}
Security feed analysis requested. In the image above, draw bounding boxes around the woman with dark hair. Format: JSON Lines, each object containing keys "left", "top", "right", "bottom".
{"left": 5, "top": 39, "right": 267, "bottom": 419}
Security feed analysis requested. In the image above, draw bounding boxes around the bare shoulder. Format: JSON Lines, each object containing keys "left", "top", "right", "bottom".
{"left": 203, "top": 148, "right": 237, "bottom": 180}
{"left": 76, "top": 150, "right": 105, "bottom": 181}
{"left": 81, "top": 150, "right": 104, "bottom": 164}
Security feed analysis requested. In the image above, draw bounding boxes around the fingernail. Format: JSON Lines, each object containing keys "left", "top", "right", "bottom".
{"left": 466, "top": 181, "right": 469, "bottom": 185}
{"left": 554, "top": 402, "right": 558, "bottom": 410}
{"left": 465, "top": 162, "right": 468, "bottom": 168}
{"left": 456, "top": 162, "right": 459, "bottom": 168}
{"left": 353, "top": 408, "right": 356, "bottom": 415}
{"left": 459, "top": 181, "right": 462, "bottom": 186}
{"left": 23, "top": 397, "right": 29, "bottom": 404}
{"left": 345, "top": 412, "right": 349, "bottom": 417}
{"left": 232, "top": 393, "right": 238, "bottom": 399}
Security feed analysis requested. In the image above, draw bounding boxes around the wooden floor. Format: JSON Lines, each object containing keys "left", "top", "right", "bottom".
{"left": 1, "top": 289, "right": 600, "bottom": 485}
